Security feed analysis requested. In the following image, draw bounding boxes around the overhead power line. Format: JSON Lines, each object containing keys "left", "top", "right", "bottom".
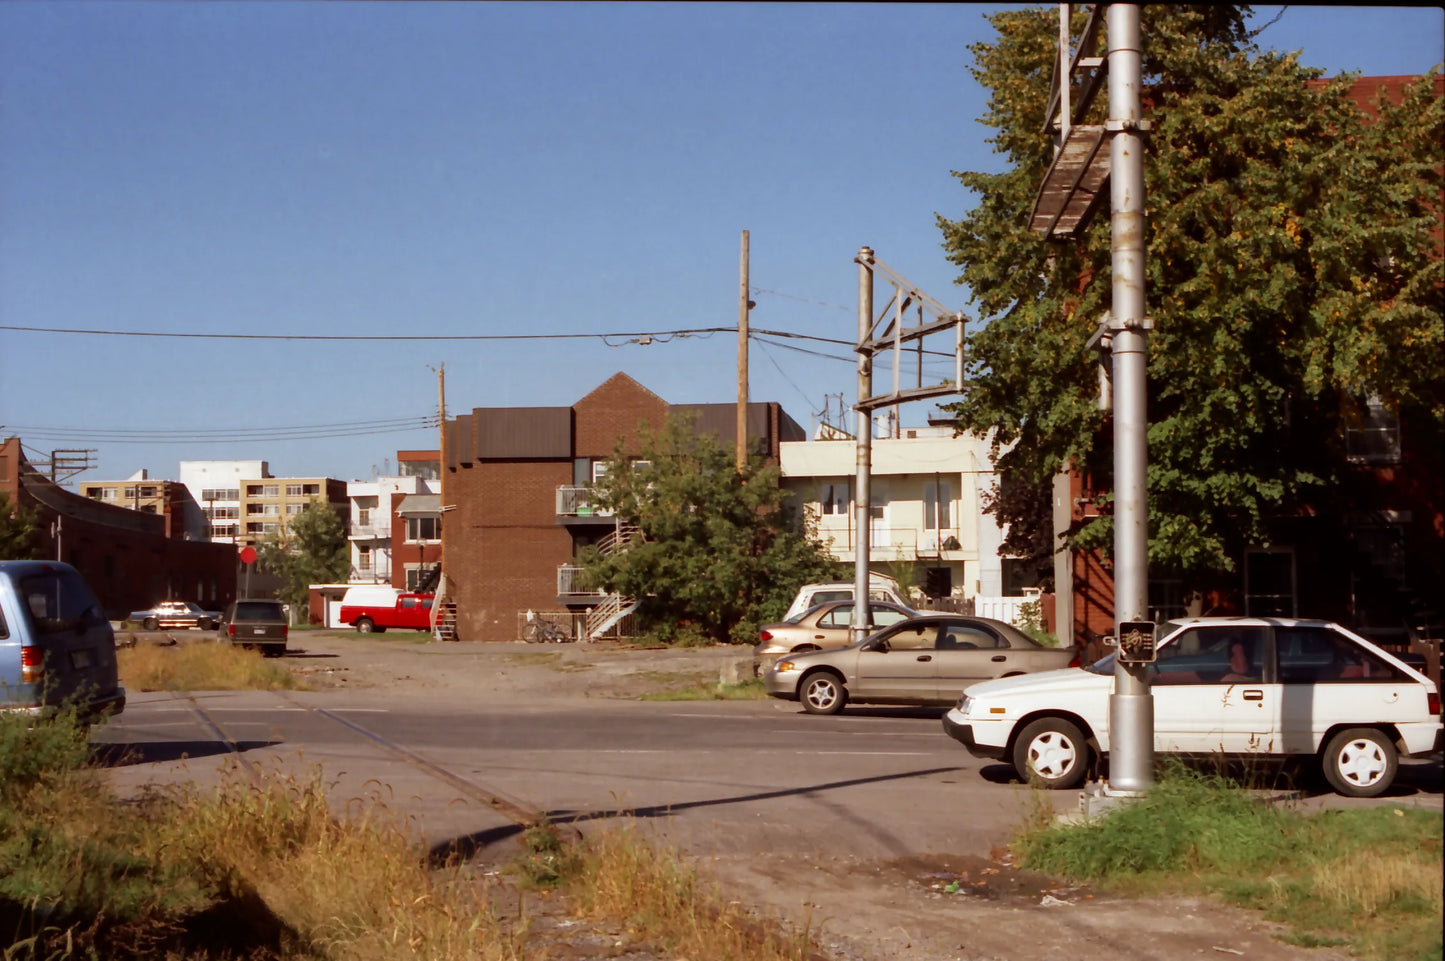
{"left": 0, "top": 324, "right": 737, "bottom": 342}
{"left": 7, "top": 414, "right": 437, "bottom": 444}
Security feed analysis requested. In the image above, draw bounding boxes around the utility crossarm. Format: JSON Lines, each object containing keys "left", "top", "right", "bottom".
{"left": 854, "top": 253, "right": 967, "bottom": 413}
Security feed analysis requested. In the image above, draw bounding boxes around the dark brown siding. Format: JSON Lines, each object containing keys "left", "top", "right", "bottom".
{"left": 473, "top": 408, "right": 571, "bottom": 460}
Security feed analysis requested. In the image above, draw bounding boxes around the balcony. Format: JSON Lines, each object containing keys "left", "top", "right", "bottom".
{"left": 557, "top": 565, "right": 605, "bottom": 598}
{"left": 556, "top": 486, "right": 616, "bottom": 524}
{"left": 815, "top": 526, "right": 965, "bottom": 561}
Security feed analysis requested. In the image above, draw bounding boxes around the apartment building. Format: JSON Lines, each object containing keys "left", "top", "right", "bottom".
{"left": 780, "top": 423, "right": 1010, "bottom": 602}
{"left": 236, "top": 476, "right": 348, "bottom": 547}
{"left": 440, "top": 373, "right": 804, "bottom": 641}
{"left": 347, "top": 450, "right": 441, "bottom": 587}
{"left": 80, "top": 470, "right": 192, "bottom": 540}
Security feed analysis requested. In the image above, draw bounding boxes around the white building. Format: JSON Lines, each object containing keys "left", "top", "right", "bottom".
{"left": 347, "top": 474, "right": 434, "bottom": 584}
{"left": 179, "top": 460, "right": 269, "bottom": 544}
{"left": 780, "top": 425, "right": 1012, "bottom": 602}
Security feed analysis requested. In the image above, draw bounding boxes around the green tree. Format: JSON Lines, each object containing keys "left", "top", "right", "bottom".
{"left": 937, "top": 5, "right": 1443, "bottom": 586}
{"left": 0, "top": 492, "right": 41, "bottom": 560}
{"left": 580, "top": 415, "right": 842, "bottom": 646}
{"left": 257, "top": 499, "right": 350, "bottom": 618}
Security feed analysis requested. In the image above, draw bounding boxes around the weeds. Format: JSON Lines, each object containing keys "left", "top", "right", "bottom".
{"left": 641, "top": 677, "right": 768, "bottom": 701}
{"left": 118, "top": 642, "right": 308, "bottom": 692}
{"left": 1015, "top": 763, "right": 1443, "bottom": 961}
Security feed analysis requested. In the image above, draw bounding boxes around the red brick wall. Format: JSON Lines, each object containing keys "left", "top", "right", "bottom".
{"left": 446, "top": 461, "right": 574, "bottom": 641}
{"left": 573, "top": 374, "right": 668, "bottom": 458}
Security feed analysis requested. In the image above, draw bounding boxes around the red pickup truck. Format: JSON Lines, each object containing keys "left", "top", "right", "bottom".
{"left": 338, "top": 587, "right": 435, "bottom": 633}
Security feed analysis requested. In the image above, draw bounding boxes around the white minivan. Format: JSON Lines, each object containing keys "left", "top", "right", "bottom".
{"left": 784, "top": 575, "right": 909, "bottom": 620}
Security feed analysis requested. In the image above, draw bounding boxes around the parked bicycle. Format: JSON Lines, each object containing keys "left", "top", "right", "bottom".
{"left": 523, "top": 616, "right": 572, "bottom": 643}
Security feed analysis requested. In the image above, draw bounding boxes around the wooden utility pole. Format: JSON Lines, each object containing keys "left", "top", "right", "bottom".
{"left": 737, "top": 230, "right": 751, "bottom": 473}
{"left": 436, "top": 362, "right": 446, "bottom": 577}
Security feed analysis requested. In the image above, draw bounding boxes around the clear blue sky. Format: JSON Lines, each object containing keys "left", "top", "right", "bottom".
{"left": 2, "top": 3, "right": 1440, "bottom": 485}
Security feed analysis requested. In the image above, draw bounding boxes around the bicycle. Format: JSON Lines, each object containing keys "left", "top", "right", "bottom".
{"left": 523, "top": 617, "right": 572, "bottom": 643}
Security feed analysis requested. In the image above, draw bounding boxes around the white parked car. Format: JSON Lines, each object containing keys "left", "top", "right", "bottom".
{"left": 943, "top": 617, "right": 1442, "bottom": 798}
{"left": 783, "top": 576, "right": 909, "bottom": 620}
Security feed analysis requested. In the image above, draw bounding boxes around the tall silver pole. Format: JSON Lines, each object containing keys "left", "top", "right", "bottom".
{"left": 737, "top": 230, "right": 750, "bottom": 474}
{"left": 853, "top": 247, "right": 875, "bottom": 644}
{"left": 1106, "top": 4, "right": 1153, "bottom": 794}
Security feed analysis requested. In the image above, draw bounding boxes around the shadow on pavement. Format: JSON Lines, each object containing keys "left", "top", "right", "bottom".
{"left": 91, "top": 739, "right": 281, "bottom": 767}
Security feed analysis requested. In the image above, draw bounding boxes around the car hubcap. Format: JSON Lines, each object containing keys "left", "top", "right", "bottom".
{"left": 1028, "top": 733, "right": 1076, "bottom": 779}
{"left": 1337, "top": 739, "right": 1386, "bottom": 788}
{"left": 806, "top": 681, "right": 835, "bottom": 709}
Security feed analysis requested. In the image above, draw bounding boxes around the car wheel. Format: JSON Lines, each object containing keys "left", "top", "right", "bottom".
{"left": 1322, "top": 728, "right": 1397, "bottom": 798}
{"left": 800, "top": 671, "right": 847, "bottom": 715}
{"left": 198, "top": 618, "right": 213, "bottom": 631}
{"left": 355, "top": 618, "right": 375, "bottom": 633}
{"left": 143, "top": 616, "right": 159, "bottom": 631}
{"left": 1013, "top": 718, "right": 1089, "bottom": 790}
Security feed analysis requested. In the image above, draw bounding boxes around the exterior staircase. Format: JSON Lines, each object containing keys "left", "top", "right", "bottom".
{"left": 585, "top": 522, "right": 643, "bottom": 639}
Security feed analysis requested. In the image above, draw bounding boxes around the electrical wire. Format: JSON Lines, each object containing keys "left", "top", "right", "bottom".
{"left": 0, "top": 324, "right": 736, "bottom": 342}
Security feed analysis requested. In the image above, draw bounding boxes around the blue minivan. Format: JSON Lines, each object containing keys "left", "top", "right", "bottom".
{"left": 0, "top": 560, "right": 125, "bottom": 719}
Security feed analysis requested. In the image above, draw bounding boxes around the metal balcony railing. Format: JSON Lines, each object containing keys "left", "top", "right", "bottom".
{"left": 556, "top": 485, "right": 615, "bottom": 518}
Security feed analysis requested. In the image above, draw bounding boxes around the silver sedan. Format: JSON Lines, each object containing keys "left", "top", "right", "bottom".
{"left": 764, "top": 614, "right": 1079, "bottom": 715}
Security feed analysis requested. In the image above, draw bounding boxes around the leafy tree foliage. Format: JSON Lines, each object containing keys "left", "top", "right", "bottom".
{"left": 580, "top": 415, "right": 842, "bottom": 645}
{"left": 0, "top": 492, "right": 41, "bottom": 560}
{"left": 257, "top": 500, "right": 350, "bottom": 617}
{"left": 938, "top": 5, "right": 1443, "bottom": 583}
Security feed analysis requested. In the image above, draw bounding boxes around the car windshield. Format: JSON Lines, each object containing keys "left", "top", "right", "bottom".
{"left": 234, "top": 601, "right": 285, "bottom": 620}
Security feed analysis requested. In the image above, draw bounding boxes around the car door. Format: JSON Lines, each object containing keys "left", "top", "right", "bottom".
{"left": 1149, "top": 625, "right": 1276, "bottom": 754}
{"left": 854, "top": 620, "right": 940, "bottom": 701}
{"left": 1274, "top": 624, "right": 1420, "bottom": 754}
{"left": 931, "top": 619, "right": 1017, "bottom": 702}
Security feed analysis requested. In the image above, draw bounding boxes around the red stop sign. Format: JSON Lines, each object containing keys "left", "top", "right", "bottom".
{"left": 240, "top": 546, "right": 257, "bottom": 565}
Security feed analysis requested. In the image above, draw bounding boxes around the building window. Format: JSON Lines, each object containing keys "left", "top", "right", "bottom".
{"left": 262, "top": 522, "right": 279, "bottom": 534}
{"left": 924, "top": 480, "right": 952, "bottom": 530}
{"left": 1344, "top": 396, "right": 1401, "bottom": 465}
{"left": 203, "top": 488, "right": 239, "bottom": 502}
{"left": 286, "top": 504, "right": 304, "bottom": 515}
{"left": 303, "top": 483, "right": 319, "bottom": 495}
{"left": 286, "top": 484, "right": 304, "bottom": 497}
{"left": 263, "top": 504, "right": 280, "bottom": 517}
{"left": 85, "top": 488, "right": 103, "bottom": 500}
{"left": 358, "top": 508, "right": 371, "bottom": 527}
{"left": 405, "top": 564, "right": 439, "bottom": 591}
{"left": 247, "top": 504, "right": 265, "bottom": 515}
{"left": 246, "top": 522, "right": 264, "bottom": 534}
{"left": 406, "top": 516, "right": 441, "bottom": 541}
{"left": 820, "top": 481, "right": 849, "bottom": 515}
{"left": 358, "top": 546, "right": 372, "bottom": 572}
{"left": 139, "top": 486, "right": 156, "bottom": 498}
{"left": 399, "top": 460, "right": 440, "bottom": 480}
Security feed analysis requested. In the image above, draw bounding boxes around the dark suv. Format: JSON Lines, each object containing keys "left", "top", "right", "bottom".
{"left": 219, "top": 599, "right": 288, "bottom": 657}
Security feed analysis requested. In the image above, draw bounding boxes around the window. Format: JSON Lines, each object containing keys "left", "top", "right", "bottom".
{"left": 399, "top": 460, "right": 440, "bottom": 480}
{"left": 303, "top": 483, "right": 319, "bottom": 495}
{"left": 405, "top": 564, "right": 438, "bottom": 591}
{"left": 923, "top": 480, "right": 952, "bottom": 530}
{"left": 286, "top": 504, "right": 304, "bottom": 515}
{"left": 358, "top": 508, "right": 371, "bottom": 527}
{"left": 940, "top": 624, "right": 1004, "bottom": 650}
{"left": 819, "top": 481, "right": 849, "bottom": 516}
{"left": 262, "top": 504, "right": 280, "bottom": 516}
{"left": 358, "top": 546, "right": 372, "bottom": 572}
{"left": 883, "top": 622, "right": 937, "bottom": 651}
{"left": 247, "top": 504, "right": 265, "bottom": 516}
{"left": 246, "top": 485, "right": 263, "bottom": 496}
{"left": 246, "top": 522, "right": 264, "bottom": 534}
{"left": 262, "top": 522, "right": 278, "bottom": 534}
{"left": 406, "top": 516, "right": 440, "bottom": 541}
{"left": 286, "top": 484, "right": 304, "bottom": 497}
{"left": 263, "top": 485, "right": 279, "bottom": 498}
{"left": 1344, "top": 396, "right": 1401, "bottom": 465}
{"left": 139, "top": 486, "right": 156, "bottom": 498}
{"left": 202, "top": 488, "right": 239, "bottom": 502}
{"left": 123, "top": 488, "right": 135, "bottom": 499}
{"left": 1276, "top": 626, "right": 1409, "bottom": 684}
{"left": 1149, "top": 627, "right": 1268, "bottom": 685}
{"left": 85, "top": 487, "right": 104, "bottom": 500}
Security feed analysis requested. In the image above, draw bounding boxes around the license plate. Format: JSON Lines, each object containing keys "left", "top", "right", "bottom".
{"left": 70, "top": 649, "right": 93, "bottom": 670}
{"left": 252, "top": 628, "right": 267, "bottom": 635}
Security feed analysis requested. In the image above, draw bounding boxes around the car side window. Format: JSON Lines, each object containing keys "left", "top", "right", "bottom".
{"left": 938, "top": 624, "right": 1002, "bottom": 650}
{"left": 886, "top": 623, "right": 937, "bottom": 651}
{"left": 1277, "top": 626, "right": 1409, "bottom": 684}
{"left": 1150, "top": 627, "right": 1268, "bottom": 685}
{"left": 872, "top": 609, "right": 910, "bottom": 628}
{"left": 818, "top": 607, "right": 852, "bottom": 628}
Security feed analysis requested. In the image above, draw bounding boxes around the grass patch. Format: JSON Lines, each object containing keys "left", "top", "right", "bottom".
{"left": 1014, "top": 763, "right": 1443, "bottom": 961}
{"left": 2, "top": 710, "right": 815, "bottom": 961}
{"left": 118, "top": 642, "right": 308, "bottom": 692}
{"left": 640, "top": 677, "right": 768, "bottom": 701}
{"left": 561, "top": 819, "right": 818, "bottom": 960}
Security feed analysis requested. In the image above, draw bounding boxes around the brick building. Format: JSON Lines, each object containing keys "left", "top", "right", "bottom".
{"left": 441, "top": 373, "right": 804, "bottom": 641}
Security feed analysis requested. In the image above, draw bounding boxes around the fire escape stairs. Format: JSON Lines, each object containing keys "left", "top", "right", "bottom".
{"left": 586, "top": 523, "right": 643, "bottom": 639}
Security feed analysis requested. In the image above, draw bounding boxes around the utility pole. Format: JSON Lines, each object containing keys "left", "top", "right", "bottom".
{"left": 853, "top": 247, "right": 875, "bottom": 644}
{"left": 737, "top": 230, "right": 751, "bottom": 474}
{"left": 436, "top": 362, "right": 446, "bottom": 583}
{"left": 1104, "top": 3, "right": 1154, "bottom": 795}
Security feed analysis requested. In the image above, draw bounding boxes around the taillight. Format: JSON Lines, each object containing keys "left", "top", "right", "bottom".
{"left": 281, "top": 624, "right": 288, "bottom": 639}
{"left": 227, "top": 623, "right": 236, "bottom": 637}
{"left": 759, "top": 631, "right": 774, "bottom": 642}
{"left": 1429, "top": 692, "right": 1440, "bottom": 716}
{"left": 1068, "top": 648, "right": 1082, "bottom": 669}
{"left": 21, "top": 646, "right": 44, "bottom": 685}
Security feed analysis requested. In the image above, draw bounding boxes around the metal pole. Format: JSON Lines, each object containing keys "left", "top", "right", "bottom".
{"left": 853, "top": 247, "right": 875, "bottom": 644}
{"left": 1106, "top": 3, "right": 1153, "bottom": 794}
{"left": 738, "top": 230, "right": 750, "bottom": 474}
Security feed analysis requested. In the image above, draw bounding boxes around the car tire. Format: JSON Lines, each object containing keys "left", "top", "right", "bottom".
{"left": 356, "top": 618, "right": 375, "bottom": 634}
{"left": 198, "top": 618, "right": 213, "bottom": 631}
{"left": 1321, "top": 728, "right": 1397, "bottom": 798}
{"left": 800, "top": 671, "right": 847, "bottom": 715}
{"left": 143, "top": 616, "right": 159, "bottom": 631}
{"left": 1013, "top": 717, "right": 1089, "bottom": 790}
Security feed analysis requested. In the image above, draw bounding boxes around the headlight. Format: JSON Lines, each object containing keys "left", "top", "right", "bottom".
{"left": 956, "top": 695, "right": 973, "bottom": 715}
{"left": 775, "top": 660, "right": 797, "bottom": 673}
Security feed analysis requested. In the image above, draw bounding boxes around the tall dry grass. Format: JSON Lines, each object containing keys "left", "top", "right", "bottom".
{"left": 117, "top": 641, "right": 307, "bottom": 692}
